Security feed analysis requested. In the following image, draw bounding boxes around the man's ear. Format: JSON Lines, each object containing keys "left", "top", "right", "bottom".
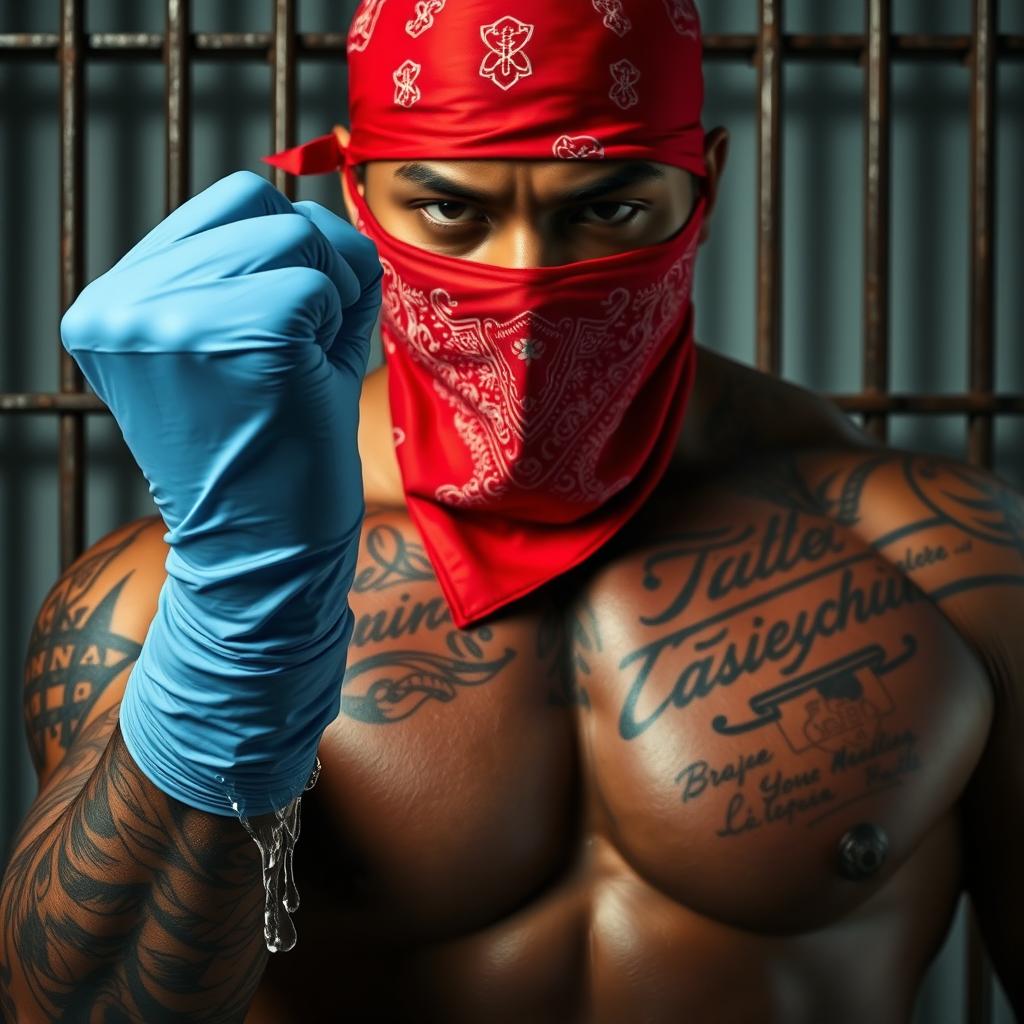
{"left": 698, "top": 127, "right": 729, "bottom": 245}
{"left": 333, "top": 124, "right": 362, "bottom": 224}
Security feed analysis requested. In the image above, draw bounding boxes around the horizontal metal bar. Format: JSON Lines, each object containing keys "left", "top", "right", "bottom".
{"left": 1, "top": 32, "right": 1023, "bottom": 63}
{"left": 0, "top": 31, "right": 346, "bottom": 61}
{"left": 1, "top": 392, "right": 107, "bottom": 412}
{"left": 830, "top": 394, "right": 1023, "bottom": 414}
{"left": 5, "top": 392, "right": 1024, "bottom": 416}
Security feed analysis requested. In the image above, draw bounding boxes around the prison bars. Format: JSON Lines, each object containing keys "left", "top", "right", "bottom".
{"left": 0, "top": 6, "right": 1019, "bottom": 1015}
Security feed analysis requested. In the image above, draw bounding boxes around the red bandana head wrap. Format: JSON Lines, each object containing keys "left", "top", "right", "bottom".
{"left": 266, "top": 0, "right": 707, "bottom": 629}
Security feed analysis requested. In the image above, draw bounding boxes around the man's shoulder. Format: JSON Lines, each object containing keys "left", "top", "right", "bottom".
{"left": 796, "top": 447, "right": 1024, "bottom": 690}
{"left": 23, "top": 515, "right": 168, "bottom": 785}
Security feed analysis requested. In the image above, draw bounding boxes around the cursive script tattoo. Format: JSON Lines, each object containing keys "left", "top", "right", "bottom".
{"left": 341, "top": 627, "right": 516, "bottom": 724}
{"left": 641, "top": 509, "right": 847, "bottom": 628}
{"left": 620, "top": 539, "right": 919, "bottom": 740}
{"left": 352, "top": 523, "right": 435, "bottom": 592}
{"left": 342, "top": 523, "right": 517, "bottom": 722}
{"left": 675, "top": 747, "right": 774, "bottom": 804}
{"left": 716, "top": 766, "right": 836, "bottom": 837}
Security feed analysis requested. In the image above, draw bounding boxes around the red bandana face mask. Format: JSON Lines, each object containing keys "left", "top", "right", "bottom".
{"left": 265, "top": 0, "right": 708, "bottom": 629}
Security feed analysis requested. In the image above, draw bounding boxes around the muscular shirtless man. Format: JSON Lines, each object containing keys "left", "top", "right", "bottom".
{"left": 2, "top": 2, "right": 1021, "bottom": 1022}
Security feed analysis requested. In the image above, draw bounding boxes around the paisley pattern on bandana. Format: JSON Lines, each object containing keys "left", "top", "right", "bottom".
{"left": 592, "top": 0, "right": 631, "bottom": 37}
{"left": 348, "top": 0, "right": 387, "bottom": 52}
{"left": 378, "top": 236, "right": 697, "bottom": 507}
{"left": 301, "top": 0, "right": 707, "bottom": 173}
{"left": 393, "top": 59, "right": 422, "bottom": 107}
{"left": 609, "top": 58, "right": 641, "bottom": 109}
{"left": 552, "top": 134, "right": 605, "bottom": 159}
{"left": 479, "top": 16, "right": 535, "bottom": 91}
{"left": 663, "top": 0, "right": 700, "bottom": 38}
{"left": 406, "top": 0, "right": 446, "bottom": 37}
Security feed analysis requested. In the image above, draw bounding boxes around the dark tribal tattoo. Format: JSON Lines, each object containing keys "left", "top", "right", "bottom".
{"left": 1, "top": 712, "right": 268, "bottom": 1022}
{"left": 22, "top": 525, "right": 148, "bottom": 773}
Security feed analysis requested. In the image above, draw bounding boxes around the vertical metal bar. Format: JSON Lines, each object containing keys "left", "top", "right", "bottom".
{"left": 864, "top": 0, "right": 891, "bottom": 441}
{"left": 967, "top": 0, "right": 996, "bottom": 470}
{"left": 756, "top": 0, "right": 783, "bottom": 374}
{"left": 271, "top": 0, "right": 296, "bottom": 199}
{"left": 58, "top": 0, "right": 85, "bottom": 570}
{"left": 967, "top": 2, "right": 997, "bottom": 1011}
{"left": 165, "top": 0, "right": 190, "bottom": 213}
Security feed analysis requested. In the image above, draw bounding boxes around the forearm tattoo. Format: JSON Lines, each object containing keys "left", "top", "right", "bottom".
{"left": 2, "top": 712, "right": 268, "bottom": 1023}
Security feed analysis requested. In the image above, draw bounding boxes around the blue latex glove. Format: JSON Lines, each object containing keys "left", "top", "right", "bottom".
{"left": 61, "top": 170, "right": 382, "bottom": 817}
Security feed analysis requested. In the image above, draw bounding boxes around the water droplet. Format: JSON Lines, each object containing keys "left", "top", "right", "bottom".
{"left": 220, "top": 756, "right": 321, "bottom": 953}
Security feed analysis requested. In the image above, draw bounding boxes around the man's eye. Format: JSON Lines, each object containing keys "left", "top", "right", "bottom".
{"left": 419, "top": 201, "right": 481, "bottom": 225}
{"left": 576, "top": 202, "right": 642, "bottom": 226}
{"left": 577, "top": 201, "right": 638, "bottom": 226}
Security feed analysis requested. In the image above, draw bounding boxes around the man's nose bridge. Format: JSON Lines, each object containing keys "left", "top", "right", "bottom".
{"left": 488, "top": 218, "right": 560, "bottom": 269}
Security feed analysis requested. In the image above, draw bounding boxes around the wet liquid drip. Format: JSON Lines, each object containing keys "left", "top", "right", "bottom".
{"left": 219, "top": 756, "right": 322, "bottom": 953}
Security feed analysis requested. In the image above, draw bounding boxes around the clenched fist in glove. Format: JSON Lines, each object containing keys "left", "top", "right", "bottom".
{"left": 61, "top": 170, "right": 382, "bottom": 818}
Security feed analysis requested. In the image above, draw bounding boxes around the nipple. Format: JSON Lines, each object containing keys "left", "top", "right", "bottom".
{"left": 219, "top": 756, "right": 322, "bottom": 953}
{"left": 837, "top": 822, "right": 888, "bottom": 881}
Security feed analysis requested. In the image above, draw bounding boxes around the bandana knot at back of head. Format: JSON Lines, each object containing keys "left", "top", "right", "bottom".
{"left": 265, "top": 0, "right": 707, "bottom": 630}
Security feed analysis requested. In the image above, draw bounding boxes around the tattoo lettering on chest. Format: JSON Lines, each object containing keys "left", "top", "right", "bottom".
{"left": 341, "top": 522, "right": 516, "bottom": 724}
{"left": 22, "top": 527, "right": 147, "bottom": 770}
{"left": 673, "top": 727, "right": 922, "bottom": 838}
{"left": 619, "top": 507, "right": 920, "bottom": 741}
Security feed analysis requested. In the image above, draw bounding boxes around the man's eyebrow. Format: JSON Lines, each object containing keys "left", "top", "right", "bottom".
{"left": 556, "top": 163, "right": 665, "bottom": 204}
{"left": 394, "top": 164, "right": 492, "bottom": 204}
{"left": 392, "top": 161, "right": 666, "bottom": 205}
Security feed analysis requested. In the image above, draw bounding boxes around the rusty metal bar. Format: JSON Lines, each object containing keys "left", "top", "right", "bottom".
{"left": 863, "top": 0, "right": 891, "bottom": 441}
{"left": 830, "top": 393, "right": 1023, "bottom": 414}
{"left": 6, "top": 32, "right": 1024, "bottom": 64}
{"left": 967, "top": 0, "right": 996, "bottom": 472}
{"left": 966, "top": 3, "right": 998, "bottom": 1013}
{"left": 756, "top": 0, "right": 783, "bottom": 374}
{"left": 58, "top": 0, "right": 85, "bottom": 570}
{"left": 165, "top": 0, "right": 190, "bottom": 213}
{"left": 270, "top": 0, "right": 297, "bottom": 199}
{"left": 1, "top": 394, "right": 108, "bottom": 413}
{"left": 7, "top": 390, "right": 1024, "bottom": 416}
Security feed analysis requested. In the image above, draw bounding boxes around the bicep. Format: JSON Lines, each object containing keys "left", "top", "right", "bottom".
{"left": 801, "top": 449, "right": 1024, "bottom": 1007}
{"left": 877, "top": 457, "right": 1024, "bottom": 1011}
{"left": 21, "top": 516, "right": 167, "bottom": 790}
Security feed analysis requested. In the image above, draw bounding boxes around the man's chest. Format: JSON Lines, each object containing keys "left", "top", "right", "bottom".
{"left": 308, "top": 462, "right": 993, "bottom": 938}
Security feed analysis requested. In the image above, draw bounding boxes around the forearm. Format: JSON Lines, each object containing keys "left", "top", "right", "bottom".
{"left": 1, "top": 716, "right": 269, "bottom": 1023}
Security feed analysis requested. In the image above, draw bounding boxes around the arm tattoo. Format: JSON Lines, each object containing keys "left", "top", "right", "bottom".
{"left": 341, "top": 523, "right": 516, "bottom": 723}
{"left": 23, "top": 525, "right": 148, "bottom": 772}
{"left": 2, "top": 714, "right": 268, "bottom": 1023}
